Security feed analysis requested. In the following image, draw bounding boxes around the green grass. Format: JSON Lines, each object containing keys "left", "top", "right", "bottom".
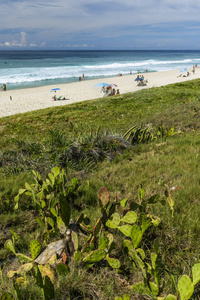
{"left": 1, "top": 79, "right": 200, "bottom": 298}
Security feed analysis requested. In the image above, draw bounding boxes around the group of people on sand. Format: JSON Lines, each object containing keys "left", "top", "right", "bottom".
{"left": 177, "top": 65, "right": 198, "bottom": 78}
{"left": 135, "top": 75, "right": 148, "bottom": 87}
{"left": 101, "top": 86, "right": 120, "bottom": 97}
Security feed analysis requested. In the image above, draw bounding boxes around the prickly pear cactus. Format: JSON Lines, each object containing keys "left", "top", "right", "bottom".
{"left": 98, "top": 187, "right": 110, "bottom": 207}
{"left": 106, "top": 254, "right": 121, "bottom": 269}
{"left": 83, "top": 249, "right": 106, "bottom": 264}
{"left": 106, "top": 213, "right": 120, "bottom": 229}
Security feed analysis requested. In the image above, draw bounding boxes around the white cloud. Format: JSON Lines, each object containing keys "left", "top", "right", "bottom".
{"left": 0, "top": 32, "right": 27, "bottom": 47}
{"left": 0, "top": 0, "right": 200, "bottom": 48}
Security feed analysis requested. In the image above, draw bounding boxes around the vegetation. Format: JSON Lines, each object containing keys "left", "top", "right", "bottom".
{"left": 1, "top": 79, "right": 200, "bottom": 298}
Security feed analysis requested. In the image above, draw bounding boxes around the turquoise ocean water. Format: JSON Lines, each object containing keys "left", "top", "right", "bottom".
{"left": 0, "top": 50, "right": 200, "bottom": 90}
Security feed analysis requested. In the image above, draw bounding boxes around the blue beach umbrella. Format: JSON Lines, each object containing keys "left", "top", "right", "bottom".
{"left": 51, "top": 88, "right": 61, "bottom": 91}
{"left": 94, "top": 83, "right": 110, "bottom": 87}
{"left": 180, "top": 68, "right": 187, "bottom": 74}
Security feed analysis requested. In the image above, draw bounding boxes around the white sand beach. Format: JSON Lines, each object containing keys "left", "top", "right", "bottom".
{"left": 0, "top": 68, "right": 200, "bottom": 118}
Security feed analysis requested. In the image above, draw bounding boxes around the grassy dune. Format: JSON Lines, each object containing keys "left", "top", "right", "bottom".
{"left": 1, "top": 79, "right": 200, "bottom": 298}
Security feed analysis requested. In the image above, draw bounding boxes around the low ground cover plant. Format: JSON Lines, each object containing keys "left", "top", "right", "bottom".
{"left": 1, "top": 80, "right": 200, "bottom": 298}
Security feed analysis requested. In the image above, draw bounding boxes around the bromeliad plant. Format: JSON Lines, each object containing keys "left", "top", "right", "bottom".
{"left": 123, "top": 123, "right": 182, "bottom": 145}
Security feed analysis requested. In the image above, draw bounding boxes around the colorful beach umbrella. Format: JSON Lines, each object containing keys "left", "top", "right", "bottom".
{"left": 107, "top": 84, "right": 117, "bottom": 87}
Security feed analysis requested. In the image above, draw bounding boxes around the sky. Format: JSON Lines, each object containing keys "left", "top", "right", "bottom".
{"left": 1, "top": 0, "right": 200, "bottom": 50}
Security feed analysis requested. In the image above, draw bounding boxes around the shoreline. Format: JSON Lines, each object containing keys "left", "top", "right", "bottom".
{"left": 0, "top": 68, "right": 199, "bottom": 118}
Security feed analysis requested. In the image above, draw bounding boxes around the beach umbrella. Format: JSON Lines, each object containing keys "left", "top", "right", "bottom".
{"left": 107, "top": 84, "right": 117, "bottom": 87}
{"left": 50, "top": 88, "right": 61, "bottom": 91}
{"left": 135, "top": 77, "right": 142, "bottom": 81}
{"left": 180, "top": 68, "right": 187, "bottom": 74}
{"left": 94, "top": 83, "right": 110, "bottom": 87}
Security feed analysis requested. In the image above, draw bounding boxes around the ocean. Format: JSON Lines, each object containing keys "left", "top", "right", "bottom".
{"left": 0, "top": 50, "right": 200, "bottom": 90}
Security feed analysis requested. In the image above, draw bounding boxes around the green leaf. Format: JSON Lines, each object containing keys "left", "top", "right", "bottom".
{"left": 47, "top": 217, "right": 54, "bottom": 229}
{"left": 4, "top": 239, "right": 16, "bottom": 254}
{"left": 30, "top": 240, "right": 41, "bottom": 260}
{"left": 122, "top": 296, "right": 130, "bottom": 300}
{"left": 50, "top": 207, "right": 58, "bottom": 217}
{"left": 118, "top": 224, "right": 133, "bottom": 237}
{"left": 130, "top": 225, "right": 143, "bottom": 248}
{"left": 16, "top": 253, "right": 33, "bottom": 263}
{"left": 149, "top": 281, "right": 159, "bottom": 296}
{"left": 146, "top": 194, "right": 160, "bottom": 204}
{"left": 141, "top": 217, "right": 151, "bottom": 233}
{"left": 7, "top": 270, "right": 17, "bottom": 278}
{"left": 121, "top": 211, "right": 137, "bottom": 224}
{"left": 157, "top": 295, "right": 176, "bottom": 300}
{"left": 48, "top": 173, "right": 55, "bottom": 186}
{"left": 25, "top": 182, "right": 33, "bottom": 191}
{"left": 93, "top": 218, "right": 101, "bottom": 236}
{"left": 18, "top": 188, "right": 27, "bottom": 195}
{"left": 106, "top": 256, "right": 121, "bottom": 269}
{"left": 151, "top": 253, "right": 157, "bottom": 270}
{"left": 43, "top": 275, "right": 55, "bottom": 300}
{"left": 41, "top": 200, "right": 46, "bottom": 209}
{"left": 57, "top": 216, "right": 66, "bottom": 234}
{"left": 123, "top": 239, "right": 133, "bottom": 252}
{"left": 17, "top": 263, "right": 34, "bottom": 275}
{"left": 131, "top": 252, "right": 146, "bottom": 278}
{"left": 74, "top": 251, "right": 82, "bottom": 262}
{"left": 51, "top": 166, "right": 61, "bottom": 177}
{"left": 131, "top": 281, "right": 146, "bottom": 293}
{"left": 178, "top": 275, "right": 194, "bottom": 300}
{"left": 139, "top": 187, "right": 145, "bottom": 201}
{"left": 167, "top": 196, "right": 175, "bottom": 216}
{"left": 56, "top": 263, "right": 70, "bottom": 276}
{"left": 151, "top": 216, "right": 161, "bottom": 227}
{"left": 99, "top": 237, "right": 109, "bottom": 250}
{"left": 0, "top": 292, "right": 15, "bottom": 300}
{"left": 192, "top": 263, "right": 200, "bottom": 286}
{"left": 34, "top": 265, "right": 43, "bottom": 288}
{"left": 14, "top": 194, "right": 19, "bottom": 204}
{"left": 83, "top": 249, "right": 106, "bottom": 263}
{"left": 106, "top": 213, "right": 121, "bottom": 229}
{"left": 136, "top": 248, "right": 145, "bottom": 260}
{"left": 120, "top": 198, "right": 128, "bottom": 207}
{"left": 59, "top": 194, "right": 71, "bottom": 228}
{"left": 71, "top": 231, "right": 79, "bottom": 251}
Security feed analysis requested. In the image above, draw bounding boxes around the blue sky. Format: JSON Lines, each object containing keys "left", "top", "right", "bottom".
{"left": 1, "top": 0, "right": 200, "bottom": 50}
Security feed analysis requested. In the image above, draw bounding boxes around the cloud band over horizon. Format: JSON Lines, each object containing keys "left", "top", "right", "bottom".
{"left": 1, "top": 0, "right": 200, "bottom": 50}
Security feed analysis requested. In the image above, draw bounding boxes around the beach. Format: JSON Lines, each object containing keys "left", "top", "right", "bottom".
{"left": 0, "top": 68, "right": 199, "bottom": 118}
